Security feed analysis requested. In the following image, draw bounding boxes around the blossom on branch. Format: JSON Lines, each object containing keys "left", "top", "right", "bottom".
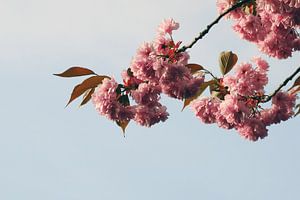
{"left": 217, "top": 0, "right": 300, "bottom": 59}
{"left": 55, "top": 3, "right": 300, "bottom": 140}
{"left": 191, "top": 57, "right": 297, "bottom": 141}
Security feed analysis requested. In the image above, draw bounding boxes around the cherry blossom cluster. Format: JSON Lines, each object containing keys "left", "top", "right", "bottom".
{"left": 92, "top": 19, "right": 204, "bottom": 127}
{"left": 217, "top": 0, "right": 300, "bottom": 59}
{"left": 191, "top": 57, "right": 297, "bottom": 141}
{"left": 91, "top": 18, "right": 298, "bottom": 141}
{"left": 56, "top": 1, "right": 300, "bottom": 141}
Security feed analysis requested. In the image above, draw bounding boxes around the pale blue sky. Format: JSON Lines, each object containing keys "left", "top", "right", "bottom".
{"left": 1, "top": 0, "right": 300, "bottom": 199}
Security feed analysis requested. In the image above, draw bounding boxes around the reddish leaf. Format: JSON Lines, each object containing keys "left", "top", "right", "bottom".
{"left": 116, "top": 120, "right": 130, "bottom": 135}
{"left": 219, "top": 51, "right": 238, "bottom": 75}
{"left": 66, "top": 75, "right": 110, "bottom": 107}
{"left": 290, "top": 86, "right": 300, "bottom": 95}
{"left": 295, "top": 104, "right": 300, "bottom": 117}
{"left": 80, "top": 88, "right": 95, "bottom": 107}
{"left": 182, "top": 80, "right": 215, "bottom": 111}
{"left": 186, "top": 64, "right": 204, "bottom": 74}
{"left": 288, "top": 76, "right": 300, "bottom": 91}
{"left": 54, "top": 67, "right": 96, "bottom": 77}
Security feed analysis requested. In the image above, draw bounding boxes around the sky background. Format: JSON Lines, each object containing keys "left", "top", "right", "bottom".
{"left": 1, "top": 0, "right": 300, "bottom": 199}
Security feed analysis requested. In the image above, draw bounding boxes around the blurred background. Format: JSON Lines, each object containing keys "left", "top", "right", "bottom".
{"left": 0, "top": 0, "right": 299, "bottom": 199}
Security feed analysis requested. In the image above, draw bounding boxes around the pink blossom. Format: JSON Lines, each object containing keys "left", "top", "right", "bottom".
{"left": 219, "top": 94, "right": 250, "bottom": 125}
{"left": 92, "top": 78, "right": 135, "bottom": 121}
{"left": 160, "top": 63, "right": 204, "bottom": 99}
{"left": 233, "top": 15, "right": 265, "bottom": 42}
{"left": 130, "top": 56, "right": 157, "bottom": 82}
{"left": 252, "top": 91, "right": 296, "bottom": 134}
{"left": 236, "top": 119, "right": 268, "bottom": 141}
{"left": 257, "top": 24, "right": 299, "bottom": 59}
{"left": 215, "top": 112, "right": 234, "bottom": 129}
{"left": 216, "top": 0, "right": 244, "bottom": 19}
{"left": 131, "top": 83, "right": 161, "bottom": 106}
{"left": 252, "top": 57, "right": 269, "bottom": 72}
{"left": 279, "top": 0, "right": 300, "bottom": 8}
{"left": 133, "top": 104, "right": 169, "bottom": 127}
{"left": 223, "top": 59, "right": 268, "bottom": 96}
{"left": 272, "top": 91, "right": 296, "bottom": 108}
{"left": 130, "top": 43, "right": 158, "bottom": 83}
{"left": 191, "top": 97, "right": 221, "bottom": 124}
{"left": 157, "top": 18, "right": 179, "bottom": 36}
{"left": 221, "top": 0, "right": 300, "bottom": 58}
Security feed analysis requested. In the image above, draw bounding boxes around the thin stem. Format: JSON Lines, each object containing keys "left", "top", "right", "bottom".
{"left": 177, "top": 0, "right": 252, "bottom": 53}
{"left": 262, "top": 66, "right": 300, "bottom": 103}
{"left": 203, "top": 69, "right": 218, "bottom": 81}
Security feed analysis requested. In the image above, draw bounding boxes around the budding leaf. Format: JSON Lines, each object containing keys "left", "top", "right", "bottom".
{"left": 182, "top": 80, "right": 215, "bottom": 111}
{"left": 54, "top": 67, "right": 96, "bottom": 77}
{"left": 186, "top": 64, "right": 204, "bottom": 74}
{"left": 118, "top": 94, "right": 130, "bottom": 106}
{"left": 116, "top": 120, "right": 130, "bottom": 135}
{"left": 243, "top": 2, "right": 257, "bottom": 16}
{"left": 295, "top": 104, "right": 300, "bottom": 117}
{"left": 291, "top": 87, "right": 300, "bottom": 95}
{"left": 66, "top": 75, "right": 110, "bottom": 107}
{"left": 209, "top": 80, "right": 226, "bottom": 100}
{"left": 219, "top": 51, "right": 238, "bottom": 75}
{"left": 288, "top": 76, "right": 300, "bottom": 91}
{"left": 80, "top": 88, "right": 95, "bottom": 107}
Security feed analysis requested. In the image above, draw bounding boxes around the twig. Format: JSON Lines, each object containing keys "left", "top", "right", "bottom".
{"left": 177, "top": 0, "right": 252, "bottom": 53}
{"left": 262, "top": 66, "right": 300, "bottom": 103}
{"left": 203, "top": 69, "right": 218, "bottom": 81}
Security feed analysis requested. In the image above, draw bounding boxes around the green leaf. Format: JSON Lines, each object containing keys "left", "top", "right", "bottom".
{"left": 186, "top": 64, "right": 204, "bottom": 74}
{"left": 116, "top": 84, "right": 124, "bottom": 95}
{"left": 182, "top": 80, "right": 215, "bottom": 111}
{"left": 66, "top": 75, "right": 110, "bottom": 107}
{"left": 54, "top": 67, "right": 96, "bottom": 77}
{"left": 219, "top": 51, "right": 238, "bottom": 75}
{"left": 118, "top": 94, "right": 130, "bottom": 106}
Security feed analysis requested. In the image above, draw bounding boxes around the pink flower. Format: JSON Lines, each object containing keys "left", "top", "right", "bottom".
{"left": 260, "top": 107, "right": 278, "bottom": 126}
{"left": 130, "top": 57, "right": 157, "bottom": 82}
{"left": 215, "top": 112, "right": 234, "bottom": 129}
{"left": 221, "top": 0, "right": 300, "bottom": 58}
{"left": 281, "top": 0, "right": 300, "bottom": 8}
{"left": 133, "top": 103, "right": 169, "bottom": 127}
{"left": 191, "top": 97, "right": 220, "bottom": 124}
{"left": 159, "top": 63, "right": 204, "bottom": 99}
{"left": 223, "top": 59, "right": 268, "bottom": 96}
{"left": 219, "top": 94, "right": 249, "bottom": 125}
{"left": 260, "top": 91, "right": 296, "bottom": 126}
{"left": 216, "top": 0, "right": 244, "bottom": 19}
{"left": 236, "top": 119, "right": 268, "bottom": 141}
{"left": 157, "top": 18, "right": 179, "bottom": 36}
{"left": 131, "top": 83, "right": 161, "bottom": 106}
{"left": 272, "top": 91, "right": 296, "bottom": 109}
{"left": 257, "top": 24, "right": 299, "bottom": 59}
{"left": 233, "top": 15, "right": 265, "bottom": 42}
{"left": 252, "top": 57, "right": 269, "bottom": 72}
{"left": 92, "top": 78, "right": 135, "bottom": 121}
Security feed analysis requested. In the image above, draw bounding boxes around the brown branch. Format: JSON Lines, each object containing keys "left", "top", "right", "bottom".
{"left": 177, "top": 0, "right": 252, "bottom": 53}
{"left": 262, "top": 66, "right": 300, "bottom": 103}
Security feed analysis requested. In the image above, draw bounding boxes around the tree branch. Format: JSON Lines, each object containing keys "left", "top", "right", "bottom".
{"left": 262, "top": 66, "right": 300, "bottom": 103}
{"left": 177, "top": 0, "right": 252, "bottom": 53}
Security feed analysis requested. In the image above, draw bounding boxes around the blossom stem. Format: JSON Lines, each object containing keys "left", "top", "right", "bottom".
{"left": 262, "top": 66, "right": 300, "bottom": 103}
{"left": 203, "top": 69, "right": 218, "bottom": 81}
{"left": 177, "top": 0, "right": 252, "bottom": 53}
